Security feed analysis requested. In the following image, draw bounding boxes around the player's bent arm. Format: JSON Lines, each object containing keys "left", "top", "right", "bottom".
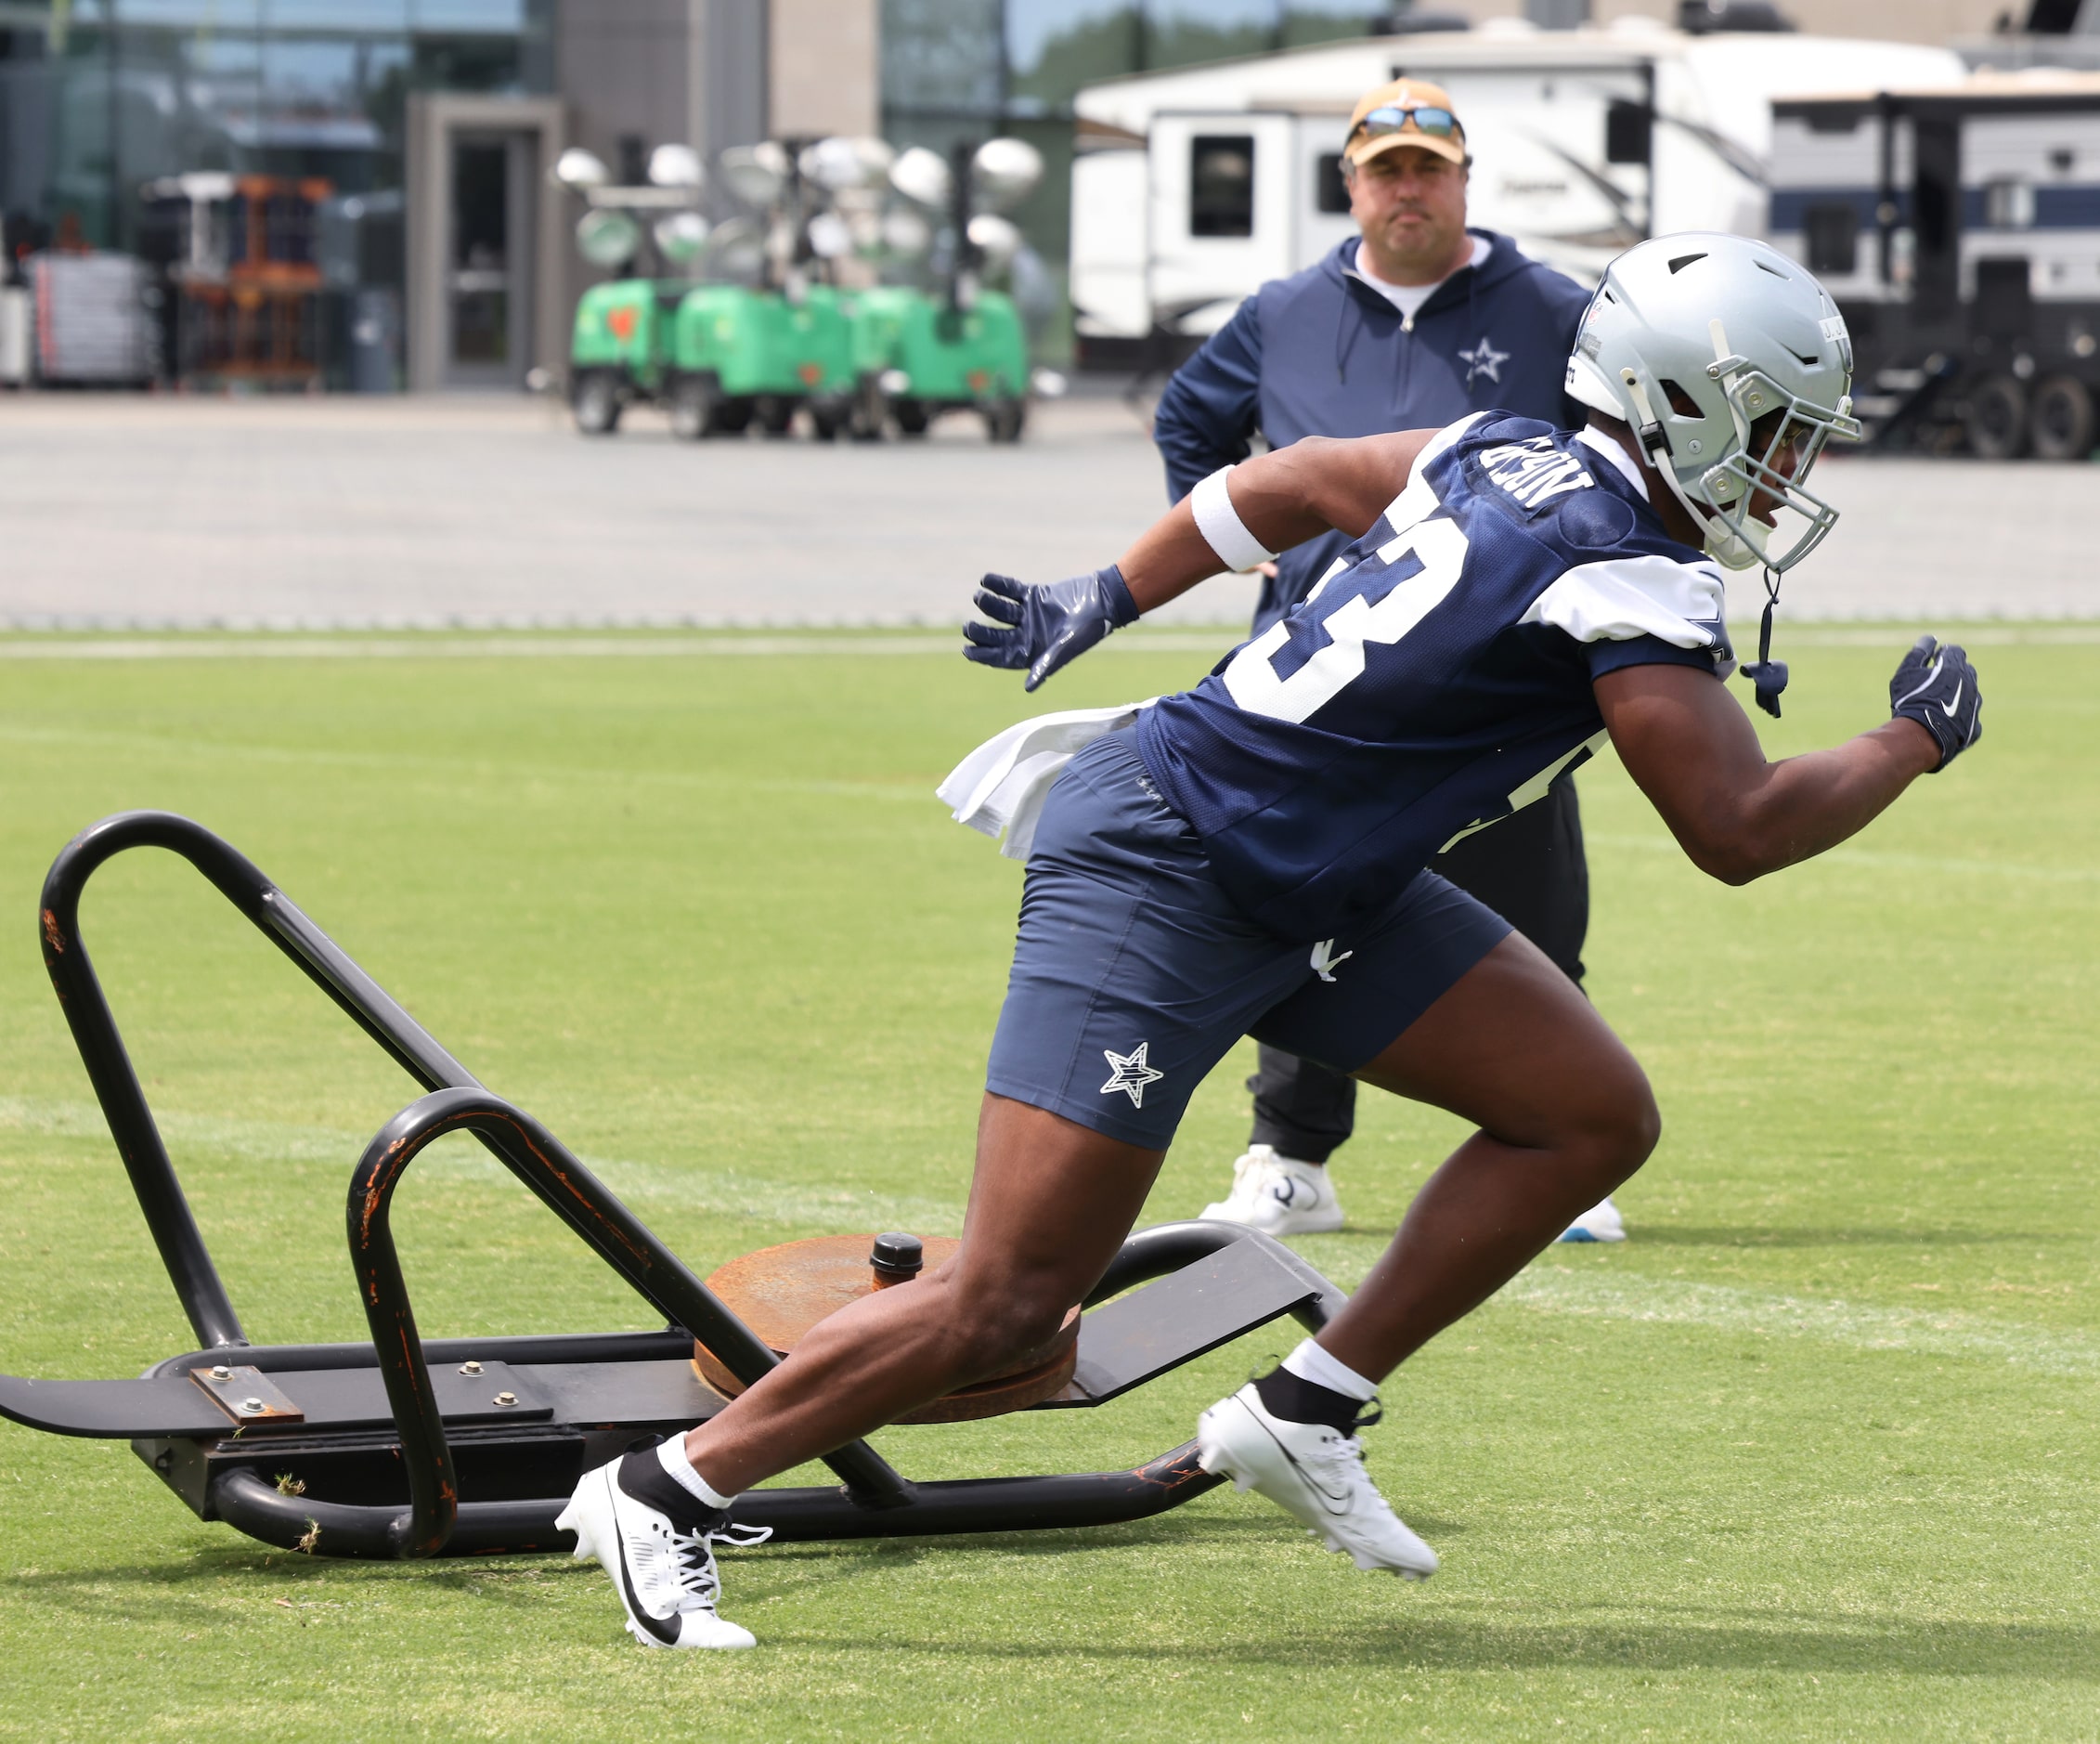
{"left": 964, "top": 429, "right": 1432, "bottom": 690}
{"left": 1118, "top": 430, "right": 1435, "bottom": 611}
{"left": 1596, "top": 663, "right": 1940, "bottom": 887}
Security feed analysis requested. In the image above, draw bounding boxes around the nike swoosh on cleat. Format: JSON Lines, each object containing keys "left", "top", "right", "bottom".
{"left": 1243, "top": 1401, "right": 1352, "bottom": 1513}
{"left": 606, "top": 1473, "right": 681, "bottom": 1646}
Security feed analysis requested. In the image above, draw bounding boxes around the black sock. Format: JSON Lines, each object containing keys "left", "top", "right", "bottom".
{"left": 1254, "top": 1365, "right": 1367, "bottom": 1434}
{"left": 616, "top": 1445, "right": 726, "bottom": 1529}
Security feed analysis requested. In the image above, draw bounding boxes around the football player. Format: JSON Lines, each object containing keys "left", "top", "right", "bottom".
{"left": 557, "top": 234, "right": 1980, "bottom": 1646}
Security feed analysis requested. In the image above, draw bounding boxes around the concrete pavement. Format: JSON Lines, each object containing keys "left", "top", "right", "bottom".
{"left": 0, "top": 391, "right": 2093, "bottom": 629}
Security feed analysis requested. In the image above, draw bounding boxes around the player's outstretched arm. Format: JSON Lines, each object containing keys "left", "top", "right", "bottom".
{"left": 1116, "top": 428, "right": 1437, "bottom": 609}
{"left": 964, "top": 429, "right": 1432, "bottom": 691}
{"left": 1597, "top": 637, "right": 1980, "bottom": 886}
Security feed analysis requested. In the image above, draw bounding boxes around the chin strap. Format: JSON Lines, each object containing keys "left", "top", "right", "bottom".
{"left": 1738, "top": 566, "right": 1788, "bottom": 718}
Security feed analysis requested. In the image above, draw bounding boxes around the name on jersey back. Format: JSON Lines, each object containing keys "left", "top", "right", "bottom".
{"left": 1478, "top": 438, "right": 1593, "bottom": 514}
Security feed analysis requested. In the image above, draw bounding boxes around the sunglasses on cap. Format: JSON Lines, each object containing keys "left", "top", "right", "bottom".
{"left": 1348, "top": 104, "right": 1465, "bottom": 147}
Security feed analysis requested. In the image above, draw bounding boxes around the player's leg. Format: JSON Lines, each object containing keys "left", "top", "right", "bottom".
{"left": 1197, "top": 902, "right": 1653, "bottom": 1577}
{"left": 1202, "top": 779, "right": 1595, "bottom": 1241}
{"left": 1425, "top": 779, "right": 1623, "bottom": 1242}
{"left": 561, "top": 1097, "right": 1160, "bottom": 1647}
{"left": 562, "top": 727, "right": 1297, "bottom": 1644}
{"left": 679, "top": 1096, "right": 1160, "bottom": 1494}
{"left": 1316, "top": 925, "right": 1653, "bottom": 1380}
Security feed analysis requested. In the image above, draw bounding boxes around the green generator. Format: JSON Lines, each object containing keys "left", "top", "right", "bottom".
{"left": 567, "top": 280, "right": 858, "bottom": 439}
{"left": 567, "top": 279, "right": 681, "bottom": 435}
{"left": 663, "top": 284, "right": 857, "bottom": 439}
{"left": 851, "top": 286, "right": 1029, "bottom": 443}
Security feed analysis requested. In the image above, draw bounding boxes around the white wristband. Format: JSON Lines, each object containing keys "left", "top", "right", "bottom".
{"left": 1190, "top": 465, "right": 1277, "bottom": 574}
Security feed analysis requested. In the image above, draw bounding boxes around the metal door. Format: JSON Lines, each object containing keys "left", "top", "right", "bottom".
{"left": 1911, "top": 116, "right": 1961, "bottom": 321}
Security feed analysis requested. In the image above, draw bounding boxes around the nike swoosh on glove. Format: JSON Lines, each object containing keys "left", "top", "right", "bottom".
{"left": 1889, "top": 633, "right": 1982, "bottom": 771}
{"left": 963, "top": 565, "right": 1140, "bottom": 692}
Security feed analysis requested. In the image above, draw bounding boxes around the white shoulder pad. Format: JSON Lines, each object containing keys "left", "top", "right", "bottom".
{"left": 1521, "top": 554, "right": 1728, "bottom": 650}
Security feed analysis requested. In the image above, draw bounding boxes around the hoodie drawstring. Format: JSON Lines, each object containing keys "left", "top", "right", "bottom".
{"left": 1335, "top": 289, "right": 1364, "bottom": 384}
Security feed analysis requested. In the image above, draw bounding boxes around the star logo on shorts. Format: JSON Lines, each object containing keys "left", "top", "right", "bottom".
{"left": 1099, "top": 1041, "right": 1164, "bottom": 1108}
{"left": 1458, "top": 335, "right": 1509, "bottom": 386}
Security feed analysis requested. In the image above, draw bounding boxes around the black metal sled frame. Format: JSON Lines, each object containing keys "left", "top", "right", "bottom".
{"left": 0, "top": 812, "right": 1345, "bottom": 1559}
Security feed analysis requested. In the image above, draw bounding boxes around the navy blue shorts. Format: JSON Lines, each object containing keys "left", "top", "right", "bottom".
{"left": 984, "top": 731, "right": 1511, "bottom": 1149}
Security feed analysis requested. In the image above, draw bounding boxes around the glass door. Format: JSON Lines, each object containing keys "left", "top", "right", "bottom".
{"left": 446, "top": 131, "right": 534, "bottom": 386}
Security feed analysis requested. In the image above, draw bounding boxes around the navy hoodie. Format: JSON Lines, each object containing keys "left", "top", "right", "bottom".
{"left": 1152, "top": 229, "right": 1590, "bottom": 631}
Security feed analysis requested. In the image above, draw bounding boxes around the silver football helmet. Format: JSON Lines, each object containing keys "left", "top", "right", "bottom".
{"left": 1564, "top": 233, "right": 1860, "bottom": 574}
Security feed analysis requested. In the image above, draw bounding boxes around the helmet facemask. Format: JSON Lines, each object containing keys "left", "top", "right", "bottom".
{"left": 1625, "top": 318, "right": 1860, "bottom": 577}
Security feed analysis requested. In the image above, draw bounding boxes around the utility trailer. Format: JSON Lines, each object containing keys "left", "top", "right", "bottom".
{"left": 1069, "top": 21, "right": 1961, "bottom": 371}
{"left": 1769, "top": 72, "right": 2100, "bottom": 457}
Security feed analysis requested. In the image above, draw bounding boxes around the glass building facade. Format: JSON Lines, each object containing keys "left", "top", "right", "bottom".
{"left": 0, "top": 2, "right": 552, "bottom": 387}
{"left": 882, "top": 0, "right": 1391, "bottom": 272}
{"left": 0, "top": 2, "right": 552, "bottom": 251}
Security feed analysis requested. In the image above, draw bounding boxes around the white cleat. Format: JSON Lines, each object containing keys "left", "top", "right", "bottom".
{"left": 1557, "top": 1195, "right": 1627, "bottom": 1243}
{"left": 1195, "top": 1383, "right": 1438, "bottom": 1580}
{"left": 555, "top": 1457, "right": 769, "bottom": 1649}
{"left": 1199, "top": 1145, "right": 1345, "bottom": 1236}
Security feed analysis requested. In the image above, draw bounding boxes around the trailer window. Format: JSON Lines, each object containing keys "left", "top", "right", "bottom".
{"left": 1605, "top": 100, "right": 1652, "bottom": 167}
{"left": 1804, "top": 203, "right": 1859, "bottom": 275}
{"left": 1984, "top": 179, "right": 2036, "bottom": 229}
{"left": 1316, "top": 153, "right": 1350, "bottom": 215}
{"left": 1191, "top": 136, "right": 1256, "bottom": 238}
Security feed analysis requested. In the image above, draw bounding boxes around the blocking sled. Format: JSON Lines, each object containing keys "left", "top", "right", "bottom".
{"left": 0, "top": 812, "right": 1345, "bottom": 1559}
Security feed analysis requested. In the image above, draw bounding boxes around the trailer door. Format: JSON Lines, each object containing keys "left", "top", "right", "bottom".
{"left": 1912, "top": 116, "right": 1962, "bottom": 319}
{"left": 1147, "top": 111, "right": 1295, "bottom": 337}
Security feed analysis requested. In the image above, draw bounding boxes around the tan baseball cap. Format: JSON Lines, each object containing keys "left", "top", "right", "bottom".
{"left": 1344, "top": 77, "right": 1468, "bottom": 169}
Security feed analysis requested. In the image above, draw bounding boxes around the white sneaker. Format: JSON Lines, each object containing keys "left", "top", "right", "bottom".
{"left": 1557, "top": 1195, "right": 1627, "bottom": 1243}
{"left": 1195, "top": 1382, "right": 1438, "bottom": 1579}
{"left": 556, "top": 1456, "right": 770, "bottom": 1648}
{"left": 1199, "top": 1145, "right": 1345, "bottom": 1235}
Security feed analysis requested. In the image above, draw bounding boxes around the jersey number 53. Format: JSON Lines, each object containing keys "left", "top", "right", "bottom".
{"left": 1221, "top": 514, "right": 1470, "bottom": 725}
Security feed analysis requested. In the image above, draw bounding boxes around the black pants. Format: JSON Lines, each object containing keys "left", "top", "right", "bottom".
{"left": 1247, "top": 774, "right": 1589, "bottom": 1164}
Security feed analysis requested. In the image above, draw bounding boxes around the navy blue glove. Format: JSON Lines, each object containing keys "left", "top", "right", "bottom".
{"left": 963, "top": 565, "right": 1140, "bottom": 692}
{"left": 1889, "top": 633, "right": 1981, "bottom": 771}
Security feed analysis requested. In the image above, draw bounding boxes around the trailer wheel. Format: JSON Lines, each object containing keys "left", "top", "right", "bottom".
{"left": 809, "top": 403, "right": 846, "bottom": 442}
{"left": 1964, "top": 374, "right": 2028, "bottom": 460}
{"left": 983, "top": 397, "right": 1027, "bottom": 445}
{"left": 668, "top": 373, "right": 720, "bottom": 441}
{"left": 572, "top": 370, "right": 623, "bottom": 436}
{"left": 756, "top": 396, "right": 796, "bottom": 437}
{"left": 892, "top": 397, "right": 930, "bottom": 437}
{"left": 2029, "top": 375, "right": 2094, "bottom": 461}
{"left": 715, "top": 397, "right": 755, "bottom": 434}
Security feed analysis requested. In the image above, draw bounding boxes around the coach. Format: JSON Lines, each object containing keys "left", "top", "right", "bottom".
{"left": 1153, "top": 77, "right": 1622, "bottom": 1244}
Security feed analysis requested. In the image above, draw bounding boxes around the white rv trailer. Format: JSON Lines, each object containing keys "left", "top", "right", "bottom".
{"left": 1768, "top": 72, "right": 2100, "bottom": 457}
{"left": 1069, "top": 20, "right": 1962, "bottom": 369}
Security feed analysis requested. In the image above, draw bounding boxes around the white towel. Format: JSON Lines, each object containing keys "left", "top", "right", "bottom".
{"left": 936, "top": 699, "right": 1156, "bottom": 861}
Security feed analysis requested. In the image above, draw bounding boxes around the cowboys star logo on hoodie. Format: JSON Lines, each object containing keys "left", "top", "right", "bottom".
{"left": 1458, "top": 335, "right": 1510, "bottom": 387}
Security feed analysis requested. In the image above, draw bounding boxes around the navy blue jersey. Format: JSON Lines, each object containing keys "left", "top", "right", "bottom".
{"left": 1134, "top": 412, "right": 1735, "bottom": 943}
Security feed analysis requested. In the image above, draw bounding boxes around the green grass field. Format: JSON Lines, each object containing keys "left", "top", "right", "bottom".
{"left": 0, "top": 627, "right": 2093, "bottom": 1741}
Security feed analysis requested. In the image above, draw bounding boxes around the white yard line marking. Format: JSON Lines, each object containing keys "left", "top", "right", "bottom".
{"left": 6, "top": 1095, "right": 2089, "bottom": 1371}
{"left": 1587, "top": 829, "right": 2100, "bottom": 886}
{"left": 1497, "top": 1266, "right": 2100, "bottom": 1379}
{"left": 1747, "top": 624, "right": 2100, "bottom": 646}
{"left": 0, "top": 623, "right": 2092, "bottom": 658}
{"left": 0, "top": 1095, "right": 966, "bottom": 1235}
{"left": 0, "top": 633, "right": 1238, "bottom": 661}
{"left": 0, "top": 720, "right": 956, "bottom": 803}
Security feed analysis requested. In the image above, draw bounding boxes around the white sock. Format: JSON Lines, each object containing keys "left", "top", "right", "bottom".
{"left": 656, "top": 1435, "right": 737, "bottom": 1510}
{"left": 1281, "top": 1337, "right": 1378, "bottom": 1401}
